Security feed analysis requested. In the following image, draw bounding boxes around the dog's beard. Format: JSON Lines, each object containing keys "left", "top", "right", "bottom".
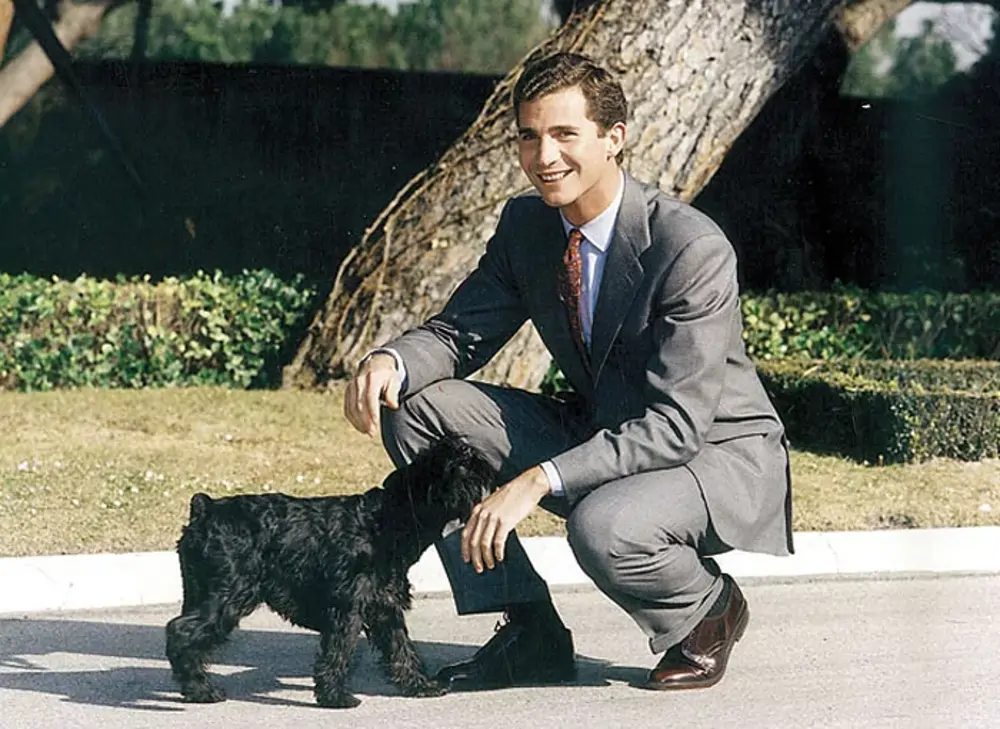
{"left": 439, "top": 482, "right": 491, "bottom": 538}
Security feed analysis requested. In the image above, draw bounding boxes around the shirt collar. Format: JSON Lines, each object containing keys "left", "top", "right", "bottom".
{"left": 559, "top": 171, "right": 625, "bottom": 253}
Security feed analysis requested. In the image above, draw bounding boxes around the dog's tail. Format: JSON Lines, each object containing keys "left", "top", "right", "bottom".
{"left": 188, "top": 492, "right": 214, "bottom": 522}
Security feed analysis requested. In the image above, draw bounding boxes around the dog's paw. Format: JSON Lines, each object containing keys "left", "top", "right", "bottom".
{"left": 315, "top": 689, "right": 362, "bottom": 709}
{"left": 181, "top": 683, "right": 226, "bottom": 703}
{"left": 404, "top": 678, "right": 448, "bottom": 698}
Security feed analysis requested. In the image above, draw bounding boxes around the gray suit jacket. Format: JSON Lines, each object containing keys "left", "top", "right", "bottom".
{"left": 389, "top": 174, "right": 793, "bottom": 556}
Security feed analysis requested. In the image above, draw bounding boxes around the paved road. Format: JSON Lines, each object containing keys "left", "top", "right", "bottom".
{"left": 1, "top": 575, "right": 998, "bottom": 729}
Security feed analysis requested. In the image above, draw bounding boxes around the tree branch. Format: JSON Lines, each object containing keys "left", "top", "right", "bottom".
{"left": 0, "top": 0, "right": 113, "bottom": 127}
{"left": 835, "top": 0, "right": 1000, "bottom": 53}
{"left": 0, "top": 0, "right": 13, "bottom": 62}
{"left": 836, "top": 0, "right": 913, "bottom": 52}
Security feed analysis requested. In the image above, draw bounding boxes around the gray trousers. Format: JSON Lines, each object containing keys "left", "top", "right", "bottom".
{"left": 380, "top": 379, "right": 729, "bottom": 653}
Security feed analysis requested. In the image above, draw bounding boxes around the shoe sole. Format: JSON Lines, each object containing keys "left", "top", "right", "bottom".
{"left": 445, "top": 664, "right": 579, "bottom": 692}
{"left": 639, "top": 605, "right": 750, "bottom": 692}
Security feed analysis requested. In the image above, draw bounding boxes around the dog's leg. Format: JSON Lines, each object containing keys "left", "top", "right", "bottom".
{"left": 166, "top": 593, "right": 257, "bottom": 703}
{"left": 178, "top": 554, "right": 203, "bottom": 616}
{"left": 366, "top": 602, "right": 446, "bottom": 698}
{"left": 313, "top": 608, "right": 364, "bottom": 709}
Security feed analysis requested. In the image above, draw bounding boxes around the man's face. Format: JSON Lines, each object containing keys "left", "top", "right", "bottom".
{"left": 517, "top": 85, "right": 625, "bottom": 227}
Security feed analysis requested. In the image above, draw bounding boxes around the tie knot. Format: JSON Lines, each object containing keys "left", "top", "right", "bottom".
{"left": 568, "top": 228, "right": 583, "bottom": 249}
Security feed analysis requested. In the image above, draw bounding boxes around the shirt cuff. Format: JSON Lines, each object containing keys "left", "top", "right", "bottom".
{"left": 362, "top": 347, "right": 407, "bottom": 390}
{"left": 539, "top": 460, "right": 564, "bottom": 496}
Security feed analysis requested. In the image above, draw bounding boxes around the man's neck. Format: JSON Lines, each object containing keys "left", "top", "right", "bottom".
{"left": 561, "top": 169, "right": 624, "bottom": 227}
{"left": 560, "top": 170, "right": 625, "bottom": 234}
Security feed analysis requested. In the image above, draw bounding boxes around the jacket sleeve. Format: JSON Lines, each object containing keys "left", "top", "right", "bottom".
{"left": 386, "top": 201, "right": 529, "bottom": 395}
{"left": 549, "top": 231, "right": 738, "bottom": 504}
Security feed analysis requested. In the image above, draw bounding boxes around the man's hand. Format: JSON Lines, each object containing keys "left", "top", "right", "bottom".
{"left": 461, "top": 466, "right": 551, "bottom": 573}
{"left": 344, "top": 352, "right": 401, "bottom": 438}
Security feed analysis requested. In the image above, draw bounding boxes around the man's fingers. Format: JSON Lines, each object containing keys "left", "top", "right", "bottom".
{"left": 480, "top": 516, "right": 497, "bottom": 571}
{"left": 465, "top": 511, "right": 491, "bottom": 573}
{"left": 494, "top": 529, "right": 507, "bottom": 563}
{"left": 383, "top": 378, "right": 401, "bottom": 410}
{"left": 471, "top": 520, "right": 488, "bottom": 573}
{"left": 461, "top": 509, "right": 479, "bottom": 564}
{"left": 344, "top": 355, "right": 399, "bottom": 437}
{"left": 343, "top": 381, "right": 365, "bottom": 433}
{"left": 367, "top": 404, "right": 382, "bottom": 439}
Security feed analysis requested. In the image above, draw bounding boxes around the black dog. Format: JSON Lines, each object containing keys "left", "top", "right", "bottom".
{"left": 165, "top": 437, "right": 495, "bottom": 708}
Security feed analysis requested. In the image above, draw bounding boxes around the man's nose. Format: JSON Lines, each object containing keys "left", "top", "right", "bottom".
{"left": 537, "top": 136, "right": 559, "bottom": 165}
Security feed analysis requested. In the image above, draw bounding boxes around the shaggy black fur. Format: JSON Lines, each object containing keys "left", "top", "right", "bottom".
{"left": 165, "top": 436, "right": 495, "bottom": 709}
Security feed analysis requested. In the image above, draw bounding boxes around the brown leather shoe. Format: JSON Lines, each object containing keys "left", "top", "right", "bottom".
{"left": 642, "top": 576, "right": 749, "bottom": 691}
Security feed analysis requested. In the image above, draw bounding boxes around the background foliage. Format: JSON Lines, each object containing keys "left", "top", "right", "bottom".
{"left": 741, "top": 288, "right": 1000, "bottom": 361}
{"left": 0, "top": 270, "right": 316, "bottom": 391}
{"left": 3, "top": 1, "right": 999, "bottom": 470}
{"left": 842, "top": 17, "right": 959, "bottom": 99}
{"left": 9, "top": 272, "right": 997, "bottom": 394}
{"left": 75, "top": 0, "right": 556, "bottom": 74}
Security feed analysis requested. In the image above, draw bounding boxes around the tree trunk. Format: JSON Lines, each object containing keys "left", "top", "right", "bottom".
{"left": 0, "top": 0, "right": 113, "bottom": 127}
{"left": 287, "top": 0, "right": 921, "bottom": 391}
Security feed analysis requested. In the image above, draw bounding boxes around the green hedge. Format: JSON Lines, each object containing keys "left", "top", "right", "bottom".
{"left": 757, "top": 359, "right": 1000, "bottom": 464}
{"left": 5, "top": 274, "right": 1000, "bottom": 395}
{"left": 542, "top": 289, "right": 1000, "bottom": 395}
{"left": 0, "top": 270, "right": 316, "bottom": 390}
{"left": 741, "top": 288, "right": 1000, "bottom": 361}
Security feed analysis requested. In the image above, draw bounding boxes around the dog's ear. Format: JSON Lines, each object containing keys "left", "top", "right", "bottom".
{"left": 189, "top": 492, "right": 214, "bottom": 521}
{"left": 438, "top": 447, "right": 496, "bottom": 519}
{"left": 393, "top": 437, "right": 496, "bottom": 517}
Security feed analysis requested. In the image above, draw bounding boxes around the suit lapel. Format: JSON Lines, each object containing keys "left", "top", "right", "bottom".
{"left": 536, "top": 206, "right": 567, "bottom": 321}
{"left": 590, "top": 174, "right": 648, "bottom": 382}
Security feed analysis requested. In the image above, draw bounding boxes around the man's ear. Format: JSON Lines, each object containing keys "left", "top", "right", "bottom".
{"left": 606, "top": 121, "right": 626, "bottom": 159}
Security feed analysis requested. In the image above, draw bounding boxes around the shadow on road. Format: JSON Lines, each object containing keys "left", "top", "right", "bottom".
{"left": 0, "top": 616, "right": 625, "bottom": 710}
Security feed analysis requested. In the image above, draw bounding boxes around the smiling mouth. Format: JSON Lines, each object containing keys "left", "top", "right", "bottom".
{"left": 537, "top": 170, "right": 572, "bottom": 183}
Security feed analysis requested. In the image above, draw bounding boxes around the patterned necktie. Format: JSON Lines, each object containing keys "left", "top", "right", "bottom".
{"left": 559, "top": 228, "right": 588, "bottom": 360}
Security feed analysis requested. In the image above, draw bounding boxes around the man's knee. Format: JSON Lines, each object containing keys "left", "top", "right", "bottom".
{"left": 566, "top": 498, "right": 647, "bottom": 580}
{"left": 380, "top": 383, "right": 444, "bottom": 464}
{"left": 566, "top": 473, "right": 710, "bottom": 583}
{"left": 381, "top": 386, "right": 430, "bottom": 441}
{"left": 380, "top": 379, "right": 486, "bottom": 465}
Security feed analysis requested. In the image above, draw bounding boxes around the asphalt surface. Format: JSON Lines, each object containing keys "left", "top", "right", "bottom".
{"left": 1, "top": 575, "right": 998, "bottom": 729}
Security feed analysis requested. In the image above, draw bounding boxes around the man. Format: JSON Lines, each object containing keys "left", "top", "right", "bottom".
{"left": 344, "top": 51, "right": 793, "bottom": 692}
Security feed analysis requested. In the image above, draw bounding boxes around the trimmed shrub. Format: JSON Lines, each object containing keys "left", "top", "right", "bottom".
{"left": 0, "top": 270, "right": 316, "bottom": 390}
{"left": 757, "top": 359, "right": 1000, "bottom": 464}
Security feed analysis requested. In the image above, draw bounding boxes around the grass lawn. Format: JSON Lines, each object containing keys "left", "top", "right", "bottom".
{"left": 1, "top": 385, "right": 998, "bottom": 557}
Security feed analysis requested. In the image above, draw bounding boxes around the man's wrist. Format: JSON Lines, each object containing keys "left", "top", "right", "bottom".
{"left": 358, "top": 349, "right": 397, "bottom": 371}
{"left": 518, "top": 466, "right": 552, "bottom": 502}
{"left": 539, "top": 460, "right": 564, "bottom": 496}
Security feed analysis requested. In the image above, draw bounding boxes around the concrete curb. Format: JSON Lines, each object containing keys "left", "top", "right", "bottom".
{"left": 1, "top": 527, "right": 998, "bottom": 616}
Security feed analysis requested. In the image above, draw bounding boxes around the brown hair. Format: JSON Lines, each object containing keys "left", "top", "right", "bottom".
{"left": 512, "top": 52, "right": 628, "bottom": 164}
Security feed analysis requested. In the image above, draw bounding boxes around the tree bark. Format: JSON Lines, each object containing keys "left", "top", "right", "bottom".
{"left": 0, "top": 0, "right": 113, "bottom": 127}
{"left": 286, "top": 0, "right": 915, "bottom": 391}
